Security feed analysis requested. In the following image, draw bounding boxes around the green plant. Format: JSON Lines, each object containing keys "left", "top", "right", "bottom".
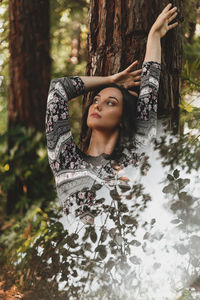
{"left": 0, "top": 125, "right": 56, "bottom": 214}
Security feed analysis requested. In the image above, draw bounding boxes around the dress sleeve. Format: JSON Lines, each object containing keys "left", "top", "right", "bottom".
{"left": 135, "top": 61, "right": 161, "bottom": 151}
{"left": 45, "top": 76, "right": 85, "bottom": 175}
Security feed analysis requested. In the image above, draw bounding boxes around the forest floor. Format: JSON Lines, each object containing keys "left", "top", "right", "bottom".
{"left": 0, "top": 269, "right": 24, "bottom": 300}
{"left": 0, "top": 267, "right": 34, "bottom": 300}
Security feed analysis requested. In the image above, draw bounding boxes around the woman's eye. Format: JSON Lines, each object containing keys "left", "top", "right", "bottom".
{"left": 93, "top": 99, "right": 98, "bottom": 104}
{"left": 107, "top": 101, "right": 115, "bottom": 106}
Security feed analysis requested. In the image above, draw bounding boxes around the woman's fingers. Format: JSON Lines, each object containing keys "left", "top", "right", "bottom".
{"left": 162, "top": 3, "right": 172, "bottom": 14}
{"left": 128, "top": 90, "right": 139, "bottom": 97}
{"left": 168, "top": 11, "right": 178, "bottom": 23}
{"left": 130, "top": 69, "right": 142, "bottom": 81}
{"left": 166, "top": 6, "right": 177, "bottom": 19}
{"left": 134, "top": 81, "right": 141, "bottom": 86}
{"left": 126, "top": 60, "right": 138, "bottom": 72}
{"left": 133, "top": 69, "right": 142, "bottom": 75}
{"left": 168, "top": 21, "right": 178, "bottom": 30}
{"left": 126, "top": 80, "right": 141, "bottom": 89}
{"left": 134, "top": 75, "right": 141, "bottom": 81}
{"left": 162, "top": 4, "right": 177, "bottom": 21}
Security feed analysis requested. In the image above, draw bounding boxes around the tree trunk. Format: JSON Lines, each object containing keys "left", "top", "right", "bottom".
{"left": 8, "top": 0, "right": 51, "bottom": 131}
{"left": 86, "top": 0, "right": 183, "bottom": 132}
{"left": 7, "top": 0, "right": 51, "bottom": 214}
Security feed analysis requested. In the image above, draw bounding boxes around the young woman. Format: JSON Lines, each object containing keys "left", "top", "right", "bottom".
{"left": 46, "top": 4, "right": 178, "bottom": 218}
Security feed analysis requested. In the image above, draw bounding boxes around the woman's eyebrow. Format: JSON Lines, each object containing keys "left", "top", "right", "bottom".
{"left": 96, "top": 94, "right": 119, "bottom": 103}
{"left": 108, "top": 96, "right": 119, "bottom": 103}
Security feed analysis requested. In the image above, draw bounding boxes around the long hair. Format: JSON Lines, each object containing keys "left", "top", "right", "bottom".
{"left": 79, "top": 83, "right": 139, "bottom": 158}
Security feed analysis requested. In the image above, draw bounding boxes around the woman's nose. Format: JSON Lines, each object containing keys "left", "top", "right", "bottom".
{"left": 94, "top": 102, "right": 102, "bottom": 111}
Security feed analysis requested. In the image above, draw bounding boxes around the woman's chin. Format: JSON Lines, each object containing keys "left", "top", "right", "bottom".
{"left": 87, "top": 120, "right": 101, "bottom": 129}
{"left": 87, "top": 123, "right": 105, "bottom": 131}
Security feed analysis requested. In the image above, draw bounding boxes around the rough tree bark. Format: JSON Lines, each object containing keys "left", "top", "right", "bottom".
{"left": 86, "top": 0, "right": 183, "bottom": 132}
{"left": 7, "top": 0, "right": 51, "bottom": 214}
{"left": 8, "top": 0, "right": 51, "bottom": 131}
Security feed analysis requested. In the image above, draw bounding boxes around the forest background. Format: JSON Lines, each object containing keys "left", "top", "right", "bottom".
{"left": 0, "top": 0, "right": 200, "bottom": 299}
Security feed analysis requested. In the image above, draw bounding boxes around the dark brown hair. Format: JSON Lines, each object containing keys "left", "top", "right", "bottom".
{"left": 79, "top": 83, "right": 139, "bottom": 157}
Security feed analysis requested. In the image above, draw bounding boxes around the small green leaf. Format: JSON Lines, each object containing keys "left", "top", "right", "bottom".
{"left": 130, "top": 240, "right": 141, "bottom": 247}
{"left": 95, "top": 245, "right": 107, "bottom": 259}
{"left": 100, "top": 229, "right": 108, "bottom": 243}
{"left": 162, "top": 183, "right": 175, "bottom": 194}
{"left": 173, "top": 169, "right": 180, "bottom": 179}
{"left": 167, "top": 174, "right": 174, "bottom": 182}
{"left": 90, "top": 230, "right": 97, "bottom": 243}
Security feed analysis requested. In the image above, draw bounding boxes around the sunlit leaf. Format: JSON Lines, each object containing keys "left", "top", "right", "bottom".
{"left": 129, "top": 256, "right": 141, "bottom": 265}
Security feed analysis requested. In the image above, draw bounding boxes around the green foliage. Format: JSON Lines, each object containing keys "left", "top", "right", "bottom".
{"left": 184, "top": 36, "right": 200, "bottom": 62}
{"left": 180, "top": 47, "right": 200, "bottom": 123}
{"left": 0, "top": 2, "right": 199, "bottom": 298}
{"left": 180, "top": 11, "right": 200, "bottom": 116}
{"left": 0, "top": 126, "right": 56, "bottom": 214}
{"left": 68, "top": 96, "right": 83, "bottom": 144}
{"left": 0, "top": 0, "right": 88, "bottom": 136}
{"left": 180, "top": 1, "right": 200, "bottom": 120}
{"left": 0, "top": 203, "right": 60, "bottom": 262}
{"left": 161, "top": 169, "right": 200, "bottom": 300}
{"left": 154, "top": 132, "right": 200, "bottom": 173}
{"left": 50, "top": 0, "right": 89, "bottom": 78}
{"left": 0, "top": 180, "right": 154, "bottom": 299}
{"left": 180, "top": 42, "right": 200, "bottom": 128}
{"left": 1, "top": 158, "right": 199, "bottom": 298}
{"left": 182, "top": 57, "right": 200, "bottom": 96}
{"left": 182, "top": 57, "right": 200, "bottom": 86}
{"left": 182, "top": 0, "right": 199, "bottom": 37}
{"left": 177, "top": 290, "right": 200, "bottom": 300}
{"left": 0, "top": 202, "right": 65, "bottom": 296}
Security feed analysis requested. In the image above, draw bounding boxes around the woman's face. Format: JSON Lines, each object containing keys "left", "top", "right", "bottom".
{"left": 87, "top": 87, "right": 123, "bottom": 132}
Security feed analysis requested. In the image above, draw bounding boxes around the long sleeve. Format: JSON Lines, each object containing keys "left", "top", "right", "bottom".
{"left": 135, "top": 61, "right": 161, "bottom": 150}
{"left": 45, "top": 76, "right": 85, "bottom": 175}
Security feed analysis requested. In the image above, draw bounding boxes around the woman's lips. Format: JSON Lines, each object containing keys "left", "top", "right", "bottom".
{"left": 90, "top": 113, "right": 101, "bottom": 118}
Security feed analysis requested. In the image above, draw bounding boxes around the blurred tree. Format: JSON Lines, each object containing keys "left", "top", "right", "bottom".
{"left": 50, "top": 0, "right": 89, "bottom": 78}
{"left": 4, "top": 0, "right": 89, "bottom": 215}
{"left": 50, "top": 0, "right": 89, "bottom": 142}
{"left": 0, "top": 0, "right": 9, "bottom": 133}
{"left": 7, "top": 0, "right": 51, "bottom": 214}
{"left": 86, "top": 0, "right": 183, "bottom": 132}
{"left": 182, "top": 0, "right": 200, "bottom": 43}
{"left": 8, "top": 0, "right": 51, "bottom": 131}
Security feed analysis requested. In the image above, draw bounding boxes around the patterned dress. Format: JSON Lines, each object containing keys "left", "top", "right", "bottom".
{"left": 45, "top": 61, "right": 161, "bottom": 221}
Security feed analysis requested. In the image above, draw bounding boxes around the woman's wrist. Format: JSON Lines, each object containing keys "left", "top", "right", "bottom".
{"left": 109, "top": 74, "right": 117, "bottom": 84}
{"left": 144, "top": 30, "right": 161, "bottom": 63}
{"left": 80, "top": 75, "right": 113, "bottom": 91}
{"left": 148, "top": 29, "right": 161, "bottom": 41}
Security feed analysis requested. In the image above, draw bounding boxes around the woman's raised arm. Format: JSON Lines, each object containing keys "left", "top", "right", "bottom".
{"left": 80, "top": 60, "right": 142, "bottom": 97}
{"left": 135, "top": 3, "right": 179, "bottom": 150}
{"left": 144, "top": 3, "right": 178, "bottom": 63}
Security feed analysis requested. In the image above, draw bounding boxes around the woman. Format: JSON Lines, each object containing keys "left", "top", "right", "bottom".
{"left": 46, "top": 4, "right": 178, "bottom": 218}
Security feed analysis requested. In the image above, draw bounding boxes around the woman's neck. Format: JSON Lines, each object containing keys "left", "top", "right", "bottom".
{"left": 86, "top": 129, "right": 119, "bottom": 157}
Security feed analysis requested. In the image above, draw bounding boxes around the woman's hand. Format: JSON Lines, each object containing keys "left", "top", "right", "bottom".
{"left": 150, "top": 3, "right": 178, "bottom": 38}
{"left": 80, "top": 60, "right": 141, "bottom": 94}
{"left": 111, "top": 60, "right": 142, "bottom": 97}
{"left": 144, "top": 3, "right": 179, "bottom": 63}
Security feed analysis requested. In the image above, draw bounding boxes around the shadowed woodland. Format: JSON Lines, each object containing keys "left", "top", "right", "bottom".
{"left": 0, "top": 0, "right": 200, "bottom": 299}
